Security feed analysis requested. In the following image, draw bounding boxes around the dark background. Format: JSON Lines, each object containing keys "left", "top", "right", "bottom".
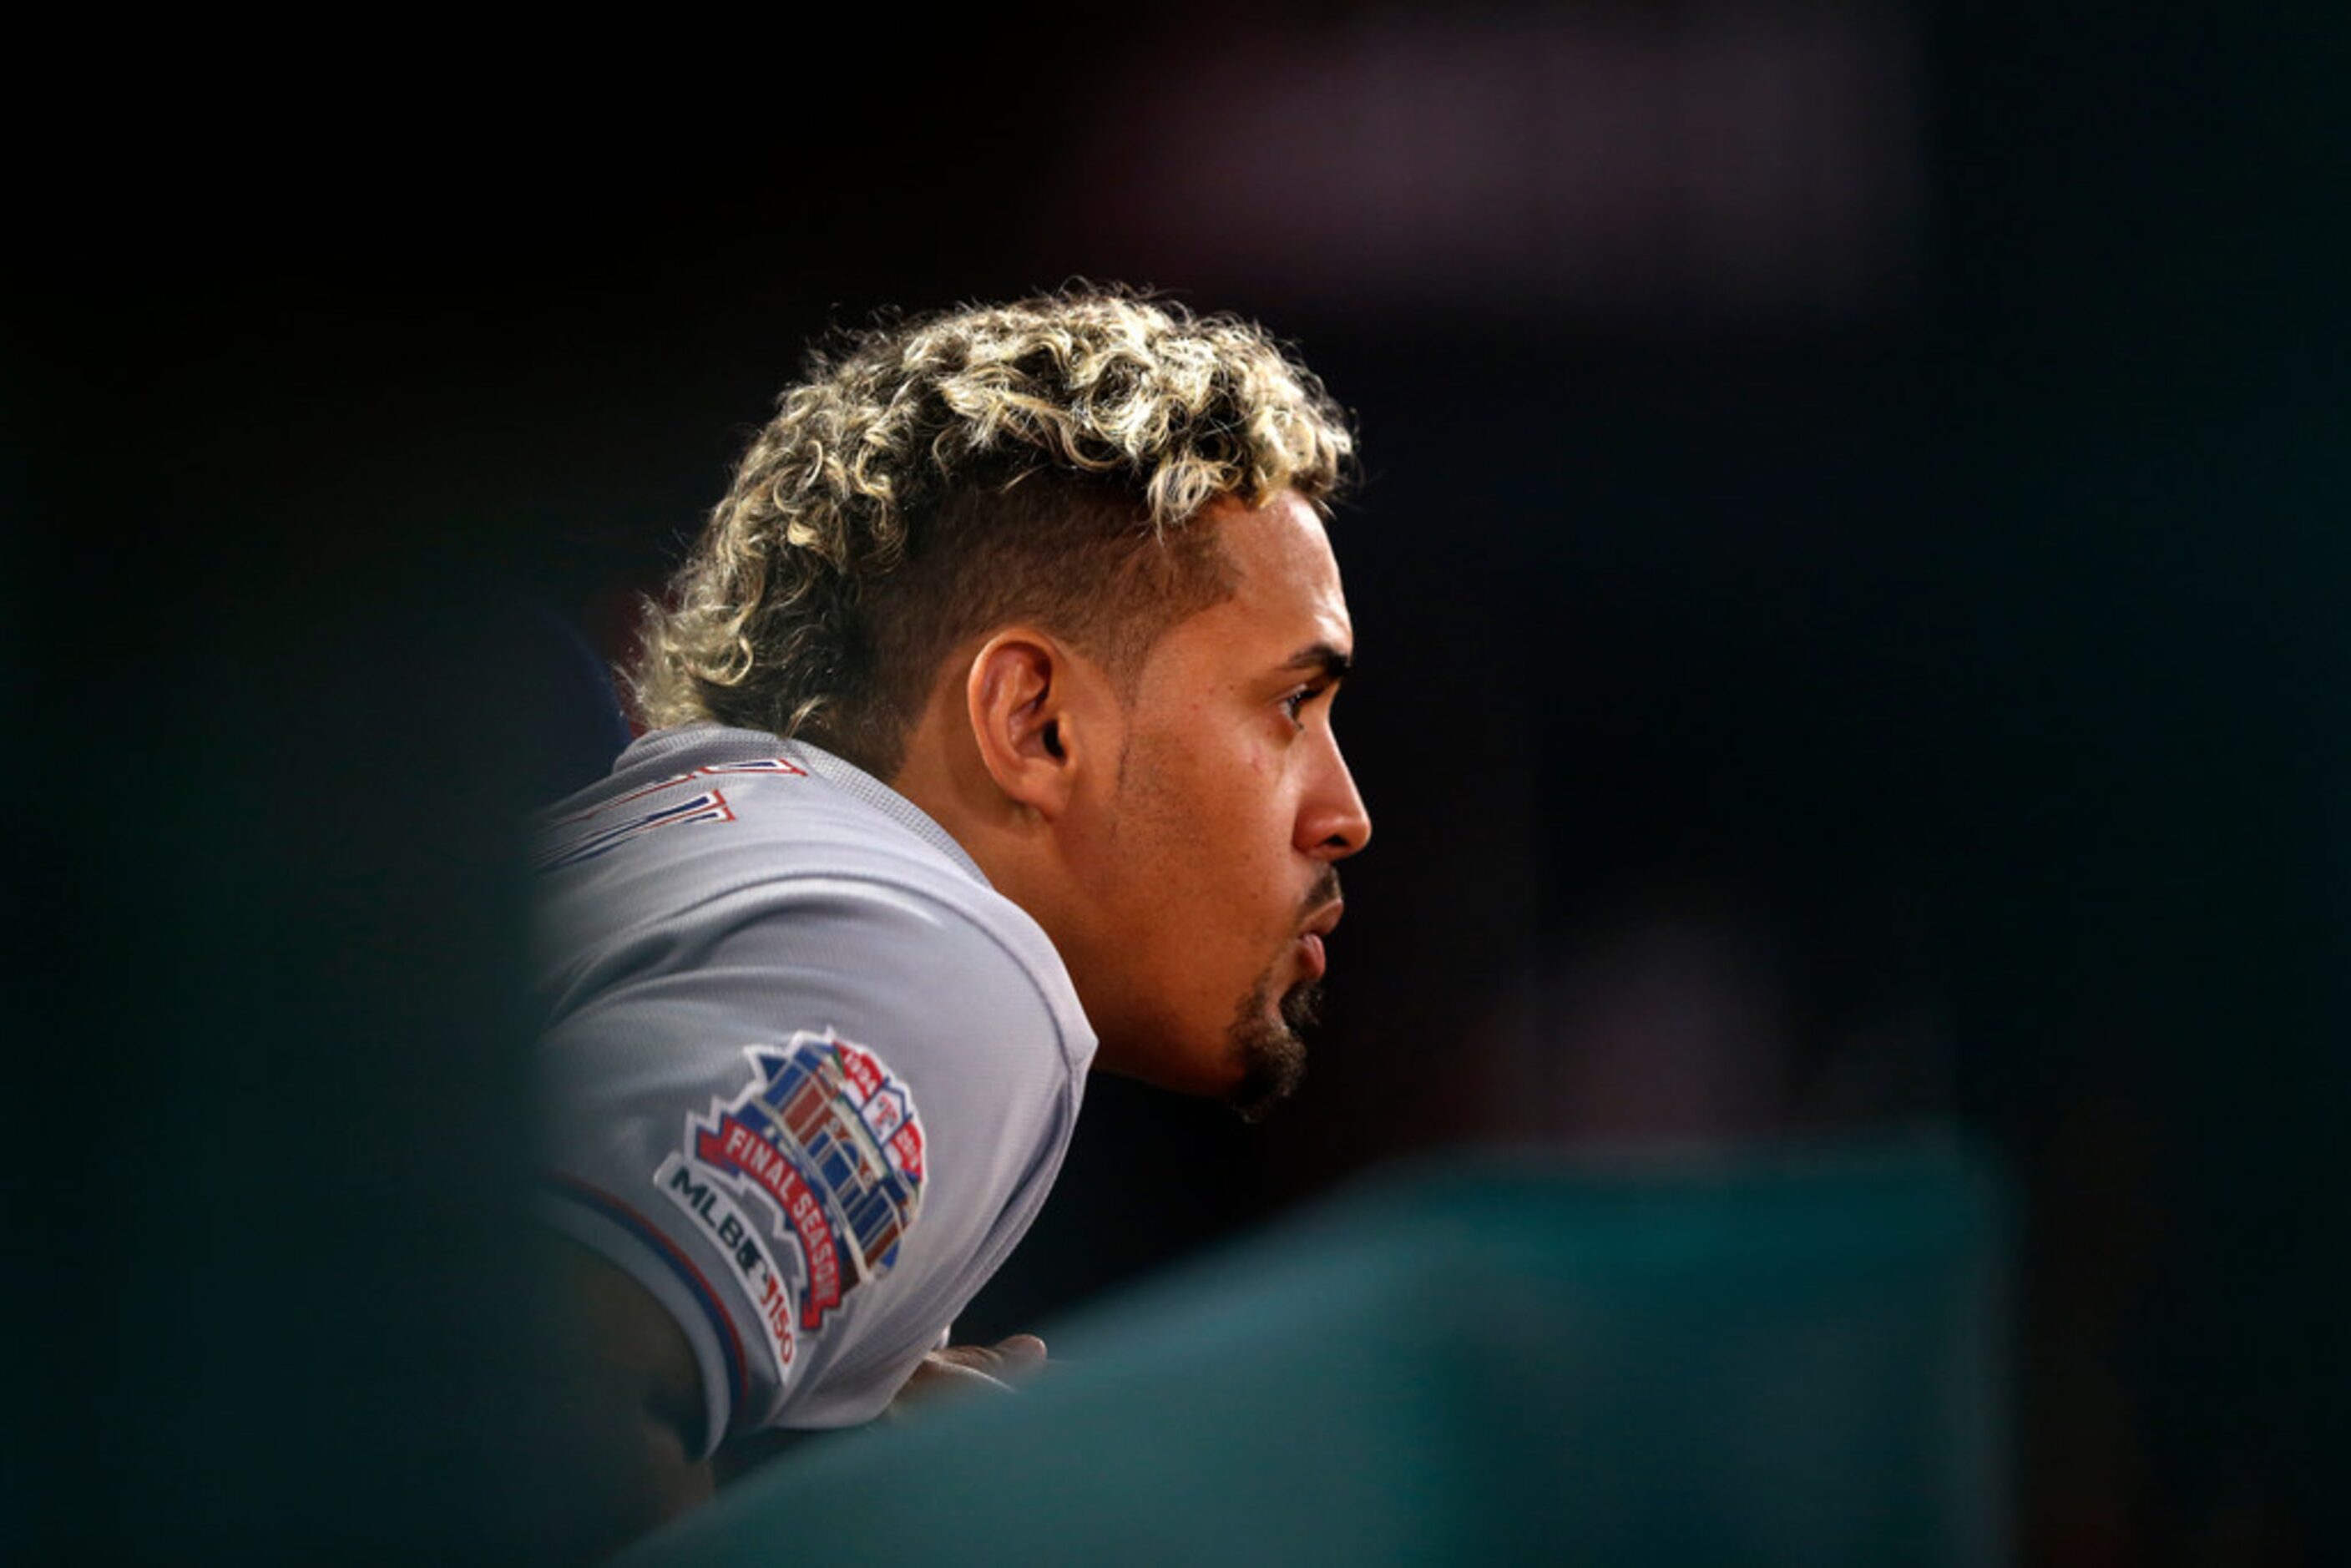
{"left": 7, "top": 3, "right": 2345, "bottom": 1560}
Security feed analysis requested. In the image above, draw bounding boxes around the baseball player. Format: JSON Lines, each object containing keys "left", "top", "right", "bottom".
{"left": 531, "top": 290, "right": 1370, "bottom": 1555}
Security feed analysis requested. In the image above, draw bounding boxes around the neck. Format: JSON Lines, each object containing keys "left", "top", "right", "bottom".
{"left": 889, "top": 715, "right": 1077, "bottom": 944}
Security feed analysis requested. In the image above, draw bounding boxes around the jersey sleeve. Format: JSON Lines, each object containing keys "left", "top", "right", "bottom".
{"left": 535, "top": 873, "right": 1082, "bottom": 1455}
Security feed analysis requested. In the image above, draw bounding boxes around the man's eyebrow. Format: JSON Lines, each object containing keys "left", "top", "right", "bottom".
{"left": 1281, "top": 642, "right": 1354, "bottom": 681}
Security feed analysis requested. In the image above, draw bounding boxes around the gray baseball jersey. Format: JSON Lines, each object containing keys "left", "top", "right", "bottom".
{"left": 531, "top": 725, "right": 1095, "bottom": 1454}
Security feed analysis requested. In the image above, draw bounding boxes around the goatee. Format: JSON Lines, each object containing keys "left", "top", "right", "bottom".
{"left": 1226, "top": 975, "right": 1322, "bottom": 1125}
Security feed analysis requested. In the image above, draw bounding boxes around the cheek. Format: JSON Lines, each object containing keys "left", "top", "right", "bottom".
{"left": 1126, "top": 734, "right": 1292, "bottom": 897}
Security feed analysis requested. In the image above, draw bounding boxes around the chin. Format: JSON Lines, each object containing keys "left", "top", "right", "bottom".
{"left": 1224, "top": 977, "right": 1322, "bottom": 1125}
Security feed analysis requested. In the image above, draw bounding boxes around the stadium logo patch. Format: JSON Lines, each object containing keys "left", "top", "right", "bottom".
{"left": 675, "top": 1032, "right": 926, "bottom": 1331}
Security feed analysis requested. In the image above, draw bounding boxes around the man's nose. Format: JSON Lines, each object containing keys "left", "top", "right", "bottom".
{"left": 1300, "top": 745, "right": 1372, "bottom": 860}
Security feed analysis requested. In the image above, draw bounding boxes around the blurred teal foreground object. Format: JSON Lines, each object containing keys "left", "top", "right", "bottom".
{"left": 623, "top": 1137, "right": 2010, "bottom": 1566}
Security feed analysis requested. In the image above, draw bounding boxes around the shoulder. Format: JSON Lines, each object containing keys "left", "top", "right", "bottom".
{"left": 531, "top": 732, "right": 1095, "bottom": 1440}
{"left": 533, "top": 727, "right": 1092, "bottom": 1080}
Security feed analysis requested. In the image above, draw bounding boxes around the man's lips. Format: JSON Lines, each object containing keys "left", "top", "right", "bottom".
{"left": 1295, "top": 900, "right": 1345, "bottom": 983}
{"left": 1296, "top": 933, "right": 1326, "bottom": 982}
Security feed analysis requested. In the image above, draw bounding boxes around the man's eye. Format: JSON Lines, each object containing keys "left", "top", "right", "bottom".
{"left": 1281, "top": 686, "right": 1321, "bottom": 726}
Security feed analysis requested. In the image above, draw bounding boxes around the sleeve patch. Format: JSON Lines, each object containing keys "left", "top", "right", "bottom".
{"left": 672, "top": 1031, "right": 928, "bottom": 1333}
{"left": 645, "top": 1156, "right": 798, "bottom": 1384}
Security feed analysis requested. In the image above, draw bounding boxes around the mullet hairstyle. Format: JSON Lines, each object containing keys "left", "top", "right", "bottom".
{"left": 629, "top": 288, "right": 1357, "bottom": 779}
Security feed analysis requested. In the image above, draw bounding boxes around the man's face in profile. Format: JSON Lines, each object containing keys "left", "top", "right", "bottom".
{"left": 1069, "top": 490, "right": 1371, "bottom": 1118}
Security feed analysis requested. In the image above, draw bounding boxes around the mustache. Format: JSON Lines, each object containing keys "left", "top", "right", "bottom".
{"left": 1300, "top": 867, "right": 1342, "bottom": 923}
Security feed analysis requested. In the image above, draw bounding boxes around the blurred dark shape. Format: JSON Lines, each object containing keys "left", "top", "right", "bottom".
{"left": 0, "top": 559, "right": 573, "bottom": 1559}
{"left": 1034, "top": 3, "right": 1919, "bottom": 328}
{"left": 626, "top": 1140, "right": 2010, "bottom": 1566}
{"left": 516, "top": 598, "right": 633, "bottom": 803}
{"left": 1493, "top": 882, "right": 1954, "bottom": 1148}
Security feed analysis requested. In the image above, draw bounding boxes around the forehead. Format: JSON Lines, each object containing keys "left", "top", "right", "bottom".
{"left": 1181, "top": 491, "right": 1352, "bottom": 657}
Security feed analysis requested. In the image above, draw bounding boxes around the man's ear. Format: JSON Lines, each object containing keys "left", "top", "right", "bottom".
{"left": 964, "top": 630, "right": 1103, "bottom": 820}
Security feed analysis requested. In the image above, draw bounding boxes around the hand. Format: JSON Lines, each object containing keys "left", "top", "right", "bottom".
{"left": 887, "top": 1333, "right": 1049, "bottom": 1415}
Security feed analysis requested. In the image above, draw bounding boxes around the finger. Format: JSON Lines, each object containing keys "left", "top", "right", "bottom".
{"left": 913, "top": 1354, "right": 1015, "bottom": 1393}
{"left": 886, "top": 1354, "right": 1013, "bottom": 1419}
{"left": 928, "top": 1339, "right": 1044, "bottom": 1381}
{"left": 993, "top": 1333, "right": 1048, "bottom": 1370}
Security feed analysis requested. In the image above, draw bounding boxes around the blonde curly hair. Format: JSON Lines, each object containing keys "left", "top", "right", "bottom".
{"left": 630, "top": 287, "right": 1357, "bottom": 777}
